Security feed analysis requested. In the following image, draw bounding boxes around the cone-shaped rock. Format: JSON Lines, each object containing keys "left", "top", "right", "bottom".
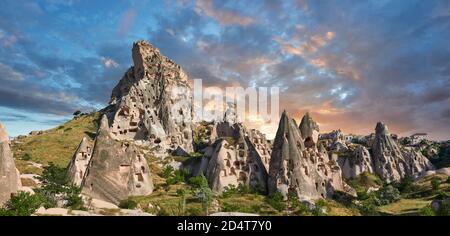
{"left": 299, "top": 112, "right": 320, "bottom": 148}
{"left": 372, "top": 122, "right": 433, "bottom": 182}
{"left": 67, "top": 137, "right": 93, "bottom": 186}
{"left": 81, "top": 115, "right": 153, "bottom": 204}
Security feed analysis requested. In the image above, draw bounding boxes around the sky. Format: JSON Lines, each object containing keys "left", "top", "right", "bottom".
{"left": 0, "top": 0, "right": 449, "bottom": 140}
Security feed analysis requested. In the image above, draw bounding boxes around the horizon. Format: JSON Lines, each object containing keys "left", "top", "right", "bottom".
{"left": 0, "top": 0, "right": 449, "bottom": 140}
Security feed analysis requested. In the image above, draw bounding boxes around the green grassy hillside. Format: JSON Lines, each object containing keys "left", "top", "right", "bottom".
{"left": 12, "top": 112, "right": 100, "bottom": 173}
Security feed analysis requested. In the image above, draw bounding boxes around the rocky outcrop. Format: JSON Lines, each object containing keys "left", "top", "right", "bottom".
{"left": 299, "top": 112, "right": 320, "bottom": 148}
{"left": 268, "top": 111, "right": 352, "bottom": 200}
{"left": 67, "top": 137, "right": 93, "bottom": 186}
{"left": 339, "top": 145, "right": 374, "bottom": 179}
{"left": 371, "top": 122, "right": 434, "bottom": 182}
{"left": 107, "top": 40, "right": 193, "bottom": 154}
{"left": 0, "top": 122, "right": 21, "bottom": 205}
{"left": 81, "top": 115, "right": 153, "bottom": 204}
{"left": 205, "top": 119, "right": 270, "bottom": 193}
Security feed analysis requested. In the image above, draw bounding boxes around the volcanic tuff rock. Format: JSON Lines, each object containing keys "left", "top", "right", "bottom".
{"left": 268, "top": 111, "right": 352, "bottom": 200}
{"left": 205, "top": 115, "right": 271, "bottom": 193}
{"left": 0, "top": 122, "right": 21, "bottom": 205}
{"left": 299, "top": 112, "right": 320, "bottom": 148}
{"left": 338, "top": 145, "right": 374, "bottom": 179}
{"left": 67, "top": 137, "right": 92, "bottom": 186}
{"left": 107, "top": 40, "right": 193, "bottom": 154}
{"left": 81, "top": 115, "right": 153, "bottom": 204}
{"left": 371, "top": 122, "right": 433, "bottom": 182}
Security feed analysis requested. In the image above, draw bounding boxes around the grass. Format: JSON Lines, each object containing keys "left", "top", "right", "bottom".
{"left": 15, "top": 160, "right": 43, "bottom": 175}
{"left": 11, "top": 112, "right": 100, "bottom": 170}
{"left": 323, "top": 200, "right": 360, "bottom": 216}
{"left": 378, "top": 198, "right": 431, "bottom": 215}
{"left": 219, "top": 194, "right": 281, "bottom": 216}
{"left": 347, "top": 172, "right": 384, "bottom": 193}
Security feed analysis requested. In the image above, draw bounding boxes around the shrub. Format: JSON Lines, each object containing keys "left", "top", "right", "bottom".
{"left": 162, "top": 166, "right": 174, "bottom": 179}
{"left": 0, "top": 192, "right": 46, "bottom": 216}
{"left": 358, "top": 200, "right": 379, "bottom": 216}
{"left": 394, "top": 175, "right": 414, "bottom": 193}
{"left": 21, "top": 153, "right": 32, "bottom": 161}
{"left": 119, "top": 199, "right": 138, "bottom": 209}
{"left": 188, "top": 174, "right": 208, "bottom": 189}
{"left": 431, "top": 178, "right": 441, "bottom": 191}
{"left": 265, "top": 192, "right": 286, "bottom": 212}
{"left": 418, "top": 206, "right": 435, "bottom": 216}
{"left": 376, "top": 185, "right": 400, "bottom": 205}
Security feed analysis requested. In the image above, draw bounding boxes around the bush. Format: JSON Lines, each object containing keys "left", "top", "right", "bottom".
{"left": 394, "top": 175, "right": 414, "bottom": 193}
{"left": 418, "top": 206, "right": 435, "bottom": 216}
{"left": 431, "top": 178, "right": 441, "bottom": 191}
{"left": 265, "top": 192, "right": 286, "bottom": 212}
{"left": 188, "top": 174, "right": 208, "bottom": 189}
{"left": 358, "top": 200, "right": 379, "bottom": 216}
{"left": 162, "top": 166, "right": 174, "bottom": 179}
{"left": 0, "top": 192, "right": 46, "bottom": 216}
{"left": 376, "top": 185, "right": 400, "bottom": 205}
{"left": 21, "top": 153, "right": 32, "bottom": 161}
{"left": 119, "top": 199, "right": 138, "bottom": 209}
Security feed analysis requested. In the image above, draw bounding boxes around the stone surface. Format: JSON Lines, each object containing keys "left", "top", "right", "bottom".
{"left": 299, "top": 112, "right": 320, "bottom": 148}
{"left": 35, "top": 207, "right": 69, "bottom": 216}
{"left": 371, "top": 122, "right": 434, "bottom": 182}
{"left": 67, "top": 137, "right": 93, "bottom": 186}
{"left": 339, "top": 145, "right": 374, "bottom": 179}
{"left": 205, "top": 118, "right": 271, "bottom": 193}
{"left": 268, "top": 111, "right": 352, "bottom": 200}
{"left": 81, "top": 115, "right": 154, "bottom": 204}
{"left": 107, "top": 40, "right": 193, "bottom": 154}
{"left": 0, "top": 121, "right": 21, "bottom": 206}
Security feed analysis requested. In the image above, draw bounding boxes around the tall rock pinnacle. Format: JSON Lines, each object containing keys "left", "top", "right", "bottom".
{"left": 108, "top": 40, "right": 193, "bottom": 153}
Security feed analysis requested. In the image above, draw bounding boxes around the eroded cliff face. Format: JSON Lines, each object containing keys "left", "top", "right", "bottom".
{"left": 335, "top": 122, "right": 434, "bottom": 182}
{"left": 268, "top": 112, "right": 353, "bottom": 200}
{"left": 81, "top": 115, "right": 153, "bottom": 204}
{"left": 67, "top": 137, "right": 92, "bottom": 186}
{"left": 371, "top": 122, "right": 433, "bottom": 182}
{"left": 108, "top": 40, "right": 193, "bottom": 154}
{"left": 0, "top": 122, "right": 21, "bottom": 206}
{"left": 205, "top": 119, "right": 271, "bottom": 193}
{"left": 339, "top": 145, "right": 374, "bottom": 179}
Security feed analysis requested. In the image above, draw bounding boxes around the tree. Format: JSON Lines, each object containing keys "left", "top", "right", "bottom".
{"left": 191, "top": 174, "right": 213, "bottom": 215}
{"left": 73, "top": 110, "right": 82, "bottom": 117}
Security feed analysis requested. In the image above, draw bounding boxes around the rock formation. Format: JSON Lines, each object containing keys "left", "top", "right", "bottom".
{"left": 371, "top": 122, "right": 433, "bottom": 182}
{"left": 205, "top": 114, "right": 271, "bottom": 193}
{"left": 107, "top": 40, "right": 193, "bottom": 154}
{"left": 0, "top": 122, "right": 21, "bottom": 205}
{"left": 81, "top": 115, "right": 153, "bottom": 204}
{"left": 338, "top": 145, "right": 374, "bottom": 179}
{"left": 299, "top": 112, "right": 320, "bottom": 148}
{"left": 268, "top": 111, "right": 353, "bottom": 200}
{"left": 67, "top": 137, "right": 93, "bottom": 186}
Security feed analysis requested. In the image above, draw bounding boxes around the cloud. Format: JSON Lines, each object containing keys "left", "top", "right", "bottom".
{"left": 0, "top": 63, "right": 24, "bottom": 81}
{"left": 195, "top": 0, "right": 254, "bottom": 26}
{"left": 101, "top": 57, "right": 119, "bottom": 68}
